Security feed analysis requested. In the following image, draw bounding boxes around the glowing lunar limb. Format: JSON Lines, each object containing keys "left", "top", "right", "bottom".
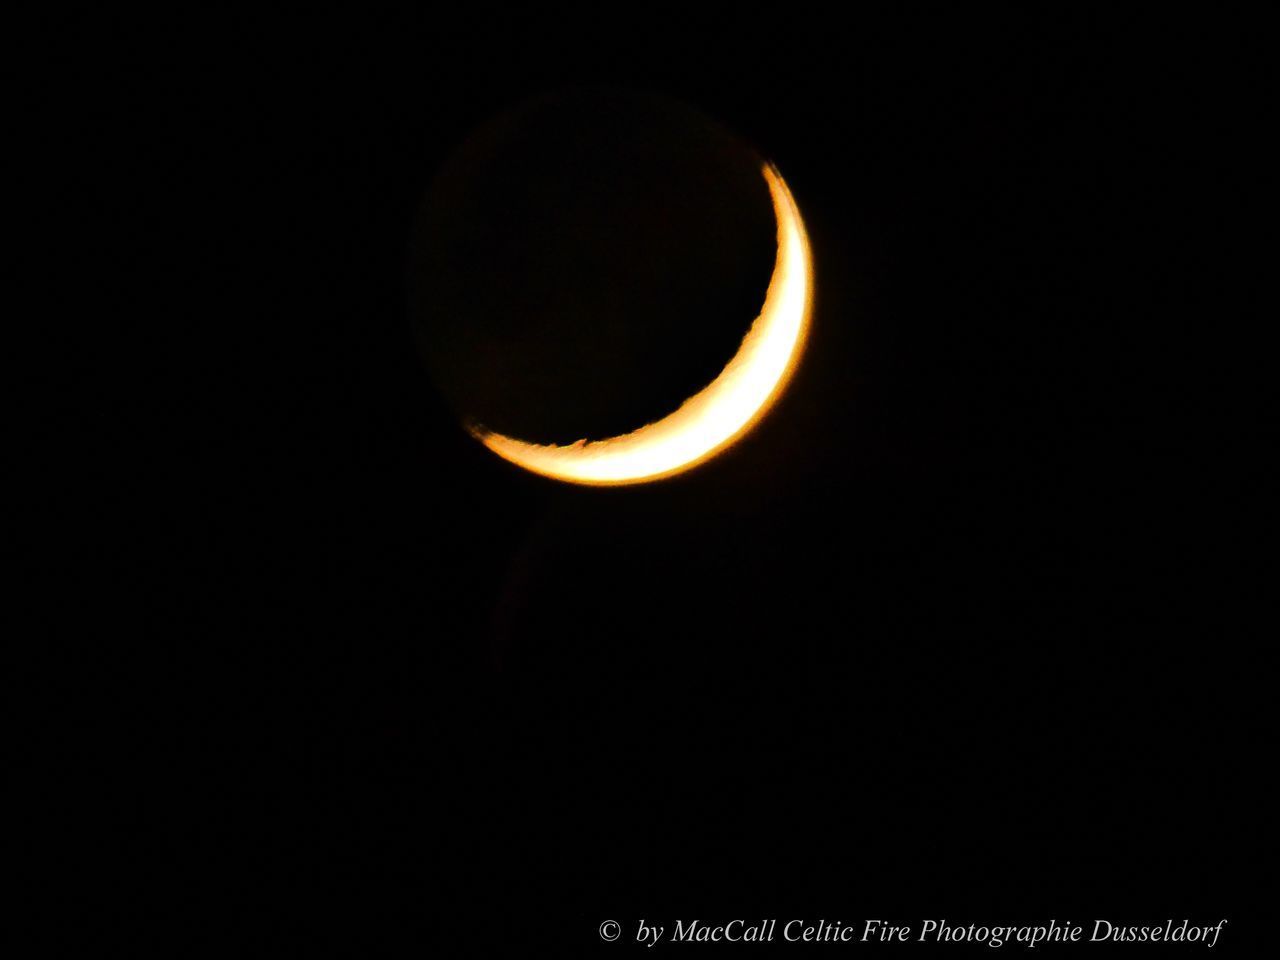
{"left": 473, "top": 163, "right": 813, "bottom": 486}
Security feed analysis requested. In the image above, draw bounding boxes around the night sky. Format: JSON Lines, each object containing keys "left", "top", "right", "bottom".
{"left": 47, "top": 8, "right": 1263, "bottom": 955}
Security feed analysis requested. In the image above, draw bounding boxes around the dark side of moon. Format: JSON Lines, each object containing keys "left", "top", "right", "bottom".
{"left": 410, "top": 91, "right": 779, "bottom": 447}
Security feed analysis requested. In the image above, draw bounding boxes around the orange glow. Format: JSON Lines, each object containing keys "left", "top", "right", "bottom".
{"left": 473, "top": 163, "right": 813, "bottom": 486}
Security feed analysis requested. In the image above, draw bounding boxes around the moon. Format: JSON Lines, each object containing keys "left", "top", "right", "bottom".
{"left": 472, "top": 163, "right": 813, "bottom": 486}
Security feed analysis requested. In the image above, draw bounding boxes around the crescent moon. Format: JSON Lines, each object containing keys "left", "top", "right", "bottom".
{"left": 472, "top": 163, "right": 813, "bottom": 486}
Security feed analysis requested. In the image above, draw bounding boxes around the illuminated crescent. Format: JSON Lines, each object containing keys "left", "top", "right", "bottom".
{"left": 472, "top": 163, "right": 813, "bottom": 486}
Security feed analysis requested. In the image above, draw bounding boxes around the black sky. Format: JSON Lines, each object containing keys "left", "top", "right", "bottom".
{"left": 41, "top": 7, "right": 1266, "bottom": 955}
